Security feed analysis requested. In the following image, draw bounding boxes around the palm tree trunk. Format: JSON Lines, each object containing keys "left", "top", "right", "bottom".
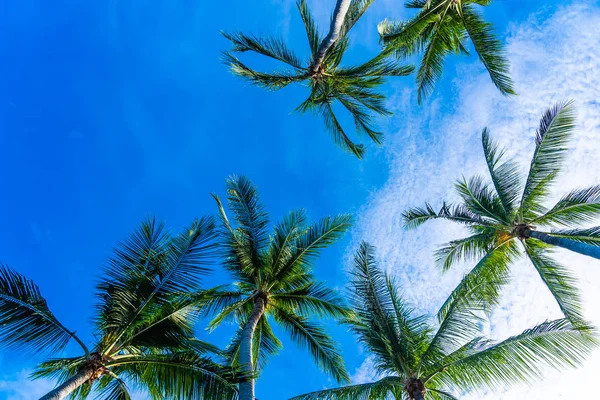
{"left": 528, "top": 230, "right": 600, "bottom": 260}
{"left": 39, "top": 368, "right": 94, "bottom": 400}
{"left": 310, "top": 0, "right": 351, "bottom": 74}
{"left": 238, "top": 296, "right": 266, "bottom": 400}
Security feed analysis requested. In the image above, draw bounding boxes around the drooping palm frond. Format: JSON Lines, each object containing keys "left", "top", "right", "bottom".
{"left": 520, "top": 101, "right": 576, "bottom": 220}
{"left": 271, "top": 281, "right": 351, "bottom": 319}
{"left": 523, "top": 240, "right": 583, "bottom": 325}
{"left": 433, "top": 231, "right": 494, "bottom": 271}
{"left": 461, "top": 5, "right": 514, "bottom": 95}
{"left": 272, "top": 305, "right": 349, "bottom": 383}
{"left": 223, "top": 316, "right": 283, "bottom": 371}
{"left": 0, "top": 265, "right": 88, "bottom": 356}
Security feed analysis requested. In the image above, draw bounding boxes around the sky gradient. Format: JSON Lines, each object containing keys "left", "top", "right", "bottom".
{"left": 1, "top": 0, "right": 599, "bottom": 399}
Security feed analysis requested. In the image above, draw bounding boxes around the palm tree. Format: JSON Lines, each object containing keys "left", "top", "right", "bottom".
{"left": 0, "top": 217, "right": 240, "bottom": 400}
{"left": 378, "top": 0, "right": 515, "bottom": 103}
{"left": 202, "top": 175, "right": 352, "bottom": 400}
{"left": 403, "top": 101, "right": 600, "bottom": 325}
{"left": 292, "top": 242, "right": 597, "bottom": 400}
{"left": 222, "top": 0, "right": 414, "bottom": 158}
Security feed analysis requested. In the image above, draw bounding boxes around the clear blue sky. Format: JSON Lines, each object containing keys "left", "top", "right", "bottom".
{"left": 0, "top": 0, "right": 584, "bottom": 399}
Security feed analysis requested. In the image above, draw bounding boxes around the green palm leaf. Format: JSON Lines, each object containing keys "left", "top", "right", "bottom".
{"left": 533, "top": 185, "right": 600, "bottom": 226}
{"left": 523, "top": 240, "right": 583, "bottom": 325}
{"left": 222, "top": 31, "right": 304, "bottom": 69}
{"left": 461, "top": 5, "right": 514, "bottom": 95}
{"left": 0, "top": 265, "right": 88, "bottom": 356}
{"left": 520, "top": 101, "right": 576, "bottom": 220}
{"left": 289, "top": 376, "right": 403, "bottom": 399}
{"left": 272, "top": 305, "right": 349, "bottom": 383}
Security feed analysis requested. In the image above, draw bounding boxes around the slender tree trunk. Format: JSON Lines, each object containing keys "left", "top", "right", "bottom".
{"left": 310, "top": 0, "right": 352, "bottom": 74}
{"left": 39, "top": 368, "right": 94, "bottom": 400}
{"left": 528, "top": 230, "right": 600, "bottom": 260}
{"left": 238, "top": 297, "right": 266, "bottom": 400}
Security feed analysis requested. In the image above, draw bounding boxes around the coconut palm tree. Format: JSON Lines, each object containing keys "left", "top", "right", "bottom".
{"left": 202, "top": 175, "right": 352, "bottom": 400}
{"left": 403, "top": 101, "right": 600, "bottom": 325}
{"left": 222, "top": 0, "right": 414, "bottom": 158}
{"left": 291, "top": 242, "right": 597, "bottom": 400}
{"left": 0, "top": 217, "right": 241, "bottom": 400}
{"left": 378, "top": 0, "right": 515, "bottom": 103}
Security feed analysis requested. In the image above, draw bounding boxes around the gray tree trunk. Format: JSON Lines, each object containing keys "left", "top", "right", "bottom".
{"left": 528, "top": 230, "right": 600, "bottom": 260}
{"left": 39, "top": 368, "right": 94, "bottom": 400}
{"left": 310, "top": 0, "right": 352, "bottom": 73}
{"left": 238, "top": 297, "right": 266, "bottom": 400}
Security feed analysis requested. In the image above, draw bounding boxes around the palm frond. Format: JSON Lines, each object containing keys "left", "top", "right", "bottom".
{"left": 523, "top": 240, "right": 583, "bottom": 325}
{"left": 222, "top": 52, "right": 306, "bottom": 90}
{"left": 271, "top": 214, "right": 352, "bottom": 288}
{"left": 108, "top": 353, "right": 240, "bottom": 400}
{"left": 272, "top": 305, "right": 349, "bottom": 383}
{"left": 403, "top": 202, "right": 488, "bottom": 229}
{"left": 520, "top": 101, "right": 576, "bottom": 220}
{"left": 481, "top": 128, "right": 522, "bottom": 215}
{"left": 271, "top": 281, "right": 351, "bottom": 319}
{"left": 434, "top": 232, "right": 494, "bottom": 271}
{"left": 532, "top": 185, "right": 600, "bottom": 227}
{"left": 97, "top": 217, "right": 216, "bottom": 351}
{"left": 455, "top": 176, "right": 508, "bottom": 224}
{"left": 435, "top": 319, "right": 597, "bottom": 391}
{"left": 224, "top": 316, "right": 282, "bottom": 371}
{"left": 344, "top": 0, "right": 377, "bottom": 33}
{"left": 290, "top": 376, "right": 403, "bottom": 399}
{"left": 297, "top": 0, "right": 321, "bottom": 55}
{"left": 0, "top": 265, "right": 87, "bottom": 356}
{"left": 222, "top": 31, "right": 304, "bottom": 69}
{"left": 320, "top": 102, "right": 366, "bottom": 158}
{"left": 461, "top": 5, "right": 514, "bottom": 95}
{"left": 437, "top": 239, "right": 519, "bottom": 322}
{"left": 414, "top": 11, "right": 453, "bottom": 103}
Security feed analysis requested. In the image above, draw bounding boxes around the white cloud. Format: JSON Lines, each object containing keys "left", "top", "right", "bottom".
{"left": 352, "top": 1, "right": 600, "bottom": 397}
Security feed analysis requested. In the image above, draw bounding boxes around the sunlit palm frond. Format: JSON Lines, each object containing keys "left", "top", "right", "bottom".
{"left": 520, "top": 101, "right": 576, "bottom": 220}
{"left": 481, "top": 128, "right": 522, "bottom": 215}
{"left": 532, "top": 185, "right": 600, "bottom": 227}
{"left": 0, "top": 265, "right": 88, "bottom": 356}
{"left": 433, "top": 319, "right": 597, "bottom": 391}
{"left": 455, "top": 176, "right": 507, "bottom": 224}
{"left": 436, "top": 239, "right": 520, "bottom": 322}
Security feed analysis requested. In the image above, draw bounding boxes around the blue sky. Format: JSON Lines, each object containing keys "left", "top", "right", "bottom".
{"left": 1, "top": 0, "right": 600, "bottom": 399}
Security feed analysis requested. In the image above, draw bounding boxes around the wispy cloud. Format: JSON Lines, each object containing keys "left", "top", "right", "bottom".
{"left": 352, "top": 1, "right": 600, "bottom": 396}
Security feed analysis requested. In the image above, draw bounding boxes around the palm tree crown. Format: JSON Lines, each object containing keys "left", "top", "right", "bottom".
{"left": 403, "top": 101, "right": 600, "bottom": 326}
{"left": 223, "top": 0, "right": 414, "bottom": 158}
{"left": 203, "top": 175, "right": 353, "bottom": 399}
{"left": 292, "top": 242, "right": 597, "bottom": 400}
{"left": 378, "top": 0, "right": 515, "bottom": 102}
{"left": 0, "top": 217, "right": 240, "bottom": 400}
